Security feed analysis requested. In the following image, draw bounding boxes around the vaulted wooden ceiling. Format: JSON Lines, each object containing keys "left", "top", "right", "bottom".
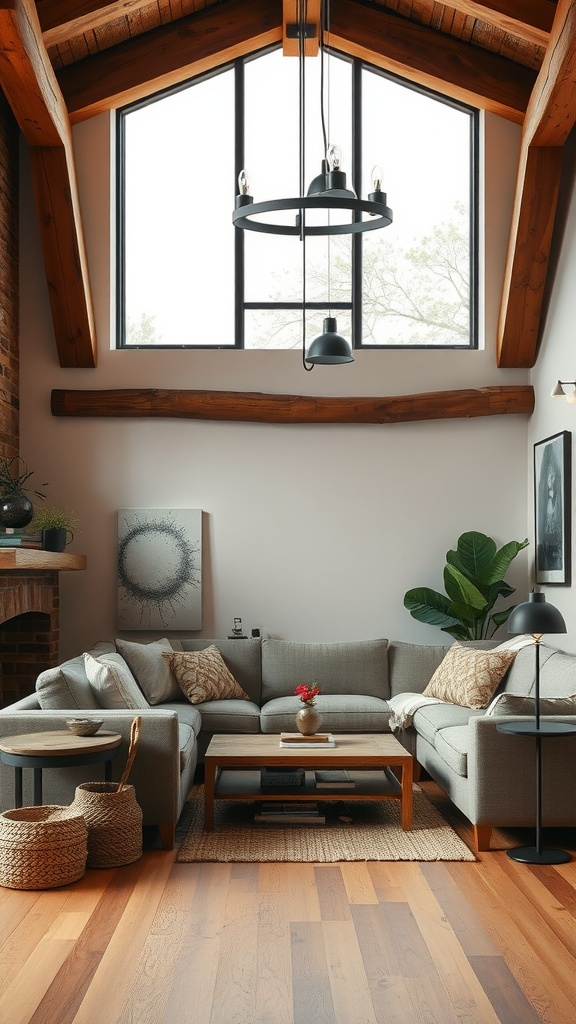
{"left": 0, "top": 0, "right": 574, "bottom": 371}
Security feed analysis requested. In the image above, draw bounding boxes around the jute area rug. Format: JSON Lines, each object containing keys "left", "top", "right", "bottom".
{"left": 176, "top": 785, "right": 475, "bottom": 863}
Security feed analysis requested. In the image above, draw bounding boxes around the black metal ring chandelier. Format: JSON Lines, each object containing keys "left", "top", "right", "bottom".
{"left": 232, "top": 0, "right": 393, "bottom": 366}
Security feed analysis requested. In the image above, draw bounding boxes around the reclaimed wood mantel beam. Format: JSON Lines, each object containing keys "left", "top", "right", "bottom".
{"left": 51, "top": 386, "right": 534, "bottom": 424}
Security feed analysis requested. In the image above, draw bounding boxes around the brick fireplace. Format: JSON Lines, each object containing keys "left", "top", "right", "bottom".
{"left": 0, "top": 550, "right": 86, "bottom": 707}
{"left": 0, "top": 569, "right": 60, "bottom": 707}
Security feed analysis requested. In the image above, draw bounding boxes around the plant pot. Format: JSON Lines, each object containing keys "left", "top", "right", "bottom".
{"left": 42, "top": 528, "right": 73, "bottom": 552}
{"left": 295, "top": 705, "right": 321, "bottom": 736}
{"left": 0, "top": 494, "right": 33, "bottom": 529}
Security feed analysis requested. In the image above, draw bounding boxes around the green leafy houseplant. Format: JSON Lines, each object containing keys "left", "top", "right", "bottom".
{"left": 31, "top": 506, "right": 79, "bottom": 532}
{"left": 404, "top": 531, "right": 529, "bottom": 641}
{"left": 0, "top": 457, "right": 46, "bottom": 500}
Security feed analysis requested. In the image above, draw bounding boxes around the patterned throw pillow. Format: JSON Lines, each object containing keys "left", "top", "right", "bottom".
{"left": 162, "top": 646, "right": 250, "bottom": 704}
{"left": 422, "top": 643, "right": 517, "bottom": 709}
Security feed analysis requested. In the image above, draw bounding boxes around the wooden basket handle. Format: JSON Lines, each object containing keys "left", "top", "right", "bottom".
{"left": 117, "top": 716, "right": 142, "bottom": 792}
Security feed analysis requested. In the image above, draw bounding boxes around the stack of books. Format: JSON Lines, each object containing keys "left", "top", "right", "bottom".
{"left": 314, "top": 770, "right": 356, "bottom": 789}
{"left": 254, "top": 801, "right": 326, "bottom": 824}
{"left": 279, "top": 732, "right": 335, "bottom": 748}
{"left": 0, "top": 531, "right": 42, "bottom": 550}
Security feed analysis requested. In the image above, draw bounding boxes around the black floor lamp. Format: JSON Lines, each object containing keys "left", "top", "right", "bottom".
{"left": 501, "top": 591, "right": 576, "bottom": 864}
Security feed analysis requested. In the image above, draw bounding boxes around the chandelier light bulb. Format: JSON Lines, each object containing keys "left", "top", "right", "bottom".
{"left": 371, "top": 164, "right": 383, "bottom": 191}
{"left": 238, "top": 169, "right": 251, "bottom": 195}
{"left": 566, "top": 389, "right": 576, "bottom": 404}
{"left": 327, "top": 144, "right": 342, "bottom": 171}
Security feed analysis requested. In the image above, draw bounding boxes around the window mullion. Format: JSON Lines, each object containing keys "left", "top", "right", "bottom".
{"left": 235, "top": 59, "right": 245, "bottom": 349}
{"left": 351, "top": 59, "right": 362, "bottom": 349}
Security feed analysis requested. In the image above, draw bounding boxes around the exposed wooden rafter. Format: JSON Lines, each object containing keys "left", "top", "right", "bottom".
{"left": 329, "top": 0, "right": 535, "bottom": 123}
{"left": 57, "top": 0, "right": 284, "bottom": 123}
{"left": 51, "top": 385, "right": 535, "bottom": 424}
{"left": 0, "top": 0, "right": 96, "bottom": 368}
{"left": 497, "top": 0, "right": 576, "bottom": 367}
{"left": 37, "top": 0, "right": 155, "bottom": 48}
{"left": 446, "top": 1, "right": 554, "bottom": 48}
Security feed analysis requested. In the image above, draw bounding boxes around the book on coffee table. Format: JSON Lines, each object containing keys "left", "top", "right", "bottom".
{"left": 314, "top": 769, "right": 356, "bottom": 789}
{"left": 279, "top": 732, "right": 335, "bottom": 748}
{"left": 254, "top": 801, "right": 326, "bottom": 824}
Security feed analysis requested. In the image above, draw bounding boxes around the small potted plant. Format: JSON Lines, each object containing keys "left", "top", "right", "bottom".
{"left": 31, "top": 506, "right": 79, "bottom": 552}
{"left": 0, "top": 456, "right": 47, "bottom": 530}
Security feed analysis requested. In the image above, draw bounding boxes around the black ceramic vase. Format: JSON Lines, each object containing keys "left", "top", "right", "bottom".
{"left": 0, "top": 493, "right": 33, "bottom": 529}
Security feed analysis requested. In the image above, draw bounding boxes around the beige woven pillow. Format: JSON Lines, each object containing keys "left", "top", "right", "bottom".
{"left": 162, "top": 646, "right": 250, "bottom": 704}
{"left": 422, "top": 643, "right": 517, "bottom": 709}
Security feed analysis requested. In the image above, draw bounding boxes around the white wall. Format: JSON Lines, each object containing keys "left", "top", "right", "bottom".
{"left": 527, "top": 127, "right": 576, "bottom": 652}
{"left": 19, "top": 111, "right": 532, "bottom": 659}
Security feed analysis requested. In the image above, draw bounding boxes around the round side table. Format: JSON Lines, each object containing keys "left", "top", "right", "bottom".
{"left": 0, "top": 730, "right": 123, "bottom": 808}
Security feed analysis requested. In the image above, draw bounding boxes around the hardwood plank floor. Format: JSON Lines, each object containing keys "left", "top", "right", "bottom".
{"left": 0, "top": 781, "right": 575, "bottom": 1024}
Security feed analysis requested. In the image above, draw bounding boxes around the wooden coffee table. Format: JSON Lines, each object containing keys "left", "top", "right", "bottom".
{"left": 203, "top": 733, "right": 413, "bottom": 831}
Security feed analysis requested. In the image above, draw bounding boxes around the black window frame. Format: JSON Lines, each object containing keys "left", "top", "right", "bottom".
{"left": 117, "top": 44, "right": 479, "bottom": 351}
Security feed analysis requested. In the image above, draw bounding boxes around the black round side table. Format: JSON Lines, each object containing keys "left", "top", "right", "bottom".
{"left": 496, "top": 720, "right": 576, "bottom": 864}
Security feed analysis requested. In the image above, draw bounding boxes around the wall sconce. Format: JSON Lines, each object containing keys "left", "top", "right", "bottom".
{"left": 551, "top": 380, "right": 576, "bottom": 403}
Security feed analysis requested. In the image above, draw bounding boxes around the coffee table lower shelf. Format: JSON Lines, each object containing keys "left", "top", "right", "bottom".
{"left": 207, "top": 767, "right": 411, "bottom": 831}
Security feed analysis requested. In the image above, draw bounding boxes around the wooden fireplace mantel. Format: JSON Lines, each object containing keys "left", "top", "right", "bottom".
{"left": 0, "top": 550, "right": 86, "bottom": 570}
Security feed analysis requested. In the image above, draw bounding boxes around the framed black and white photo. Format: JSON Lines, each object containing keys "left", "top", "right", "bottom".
{"left": 534, "top": 431, "right": 571, "bottom": 585}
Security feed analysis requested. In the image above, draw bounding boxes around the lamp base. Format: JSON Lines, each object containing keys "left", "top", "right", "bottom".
{"left": 506, "top": 846, "right": 571, "bottom": 864}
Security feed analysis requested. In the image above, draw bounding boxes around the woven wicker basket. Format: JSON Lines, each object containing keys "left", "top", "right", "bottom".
{"left": 68, "top": 782, "right": 143, "bottom": 868}
{"left": 0, "top": 805, "right": 88, "bottom": 890}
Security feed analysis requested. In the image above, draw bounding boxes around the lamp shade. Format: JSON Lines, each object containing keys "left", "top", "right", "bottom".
{"left": 305, "top": 317, "right": 354, "bottom": 365}
{"left": 508, "top": 592, "right": 566, "bottom": 636}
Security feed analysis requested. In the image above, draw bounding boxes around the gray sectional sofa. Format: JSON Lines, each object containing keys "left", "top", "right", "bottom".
{"left": 1, "top": 636, "right": 576, "bottom": 852}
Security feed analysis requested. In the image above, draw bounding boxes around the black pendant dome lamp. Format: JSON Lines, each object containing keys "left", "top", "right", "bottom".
{"left": 233, "top": 0, "right": 393, "bottom": 368}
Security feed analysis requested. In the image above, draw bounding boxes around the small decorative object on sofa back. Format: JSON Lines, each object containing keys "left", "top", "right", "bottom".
{"left": 404, "top": 530, "right": 529, "bottom": 641}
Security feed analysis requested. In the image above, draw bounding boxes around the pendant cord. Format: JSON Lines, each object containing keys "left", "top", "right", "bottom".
{"left": 300, "top": 0, "right": 313, "bottom": 370}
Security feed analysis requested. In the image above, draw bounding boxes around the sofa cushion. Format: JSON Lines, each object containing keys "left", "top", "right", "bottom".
{"left": 260, "top": 694, "right": 391, "bottom": 734}
{"left": 179, "top": 723, "right": 196, "bottom": 772}
{"left": 485, "top": 692, "right": 576, "bottom": 717}
{"left": 434, "top": 726, "right": 469, "bottom": 777}
{"left": 115, "top": 637, "right": 184, "bottom": 704}
{"left": 539, "top": 650, "right": 576, "bottom": 698}
{"left": 179, "top": 639, "right": 262, "bottom": 704}
{"left": 387, "top": 641, "right": 451, "bottom": 697}
{"left": 160, "top": 701, "right": 203, "bottom": 736}
{"left": 261, "top": 639, "right": 389, "bottom": 702}
{"left": 423, "top": 644, "right": 517, "bottom": 708}
{"left": 163, "top": 646, "right": 250, "bottom": 704}
{"left": 84, "top": 652, "right": 149, "bottom": 709}
{"left": 413, "top": 703, "right": 483, "bottom": 746}
{"left": 193, "top": 699, "right": 261, "bottom": 734}
{"left": 35, "top": 642, "right": 115, "bottom": 710}
{"left": 500, "top": 643, "right": 555, "bottom": 695}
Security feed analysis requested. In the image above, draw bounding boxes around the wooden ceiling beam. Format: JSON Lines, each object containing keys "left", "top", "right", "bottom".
{"left": 445, "top": 1, "right": 554, "bottom": 48}
{"left": 498, "top": 0, "right": 576, "bottom": 367}
{"left": 283, "top": 1, "right": 320, "bottom": 56}
{"left": 0, "top": 0, "right": 96, "bottom": 368}
{"left": 37, "top": 0, "right": 155, "bottom": 48}
{"left": 328, "top": 0, "right": 535, "bottom": 123}
{"left": 51, "top": 385, "right": 535, "bottom": 424}
{"left": 58, "top": 0, "right": 283, "bottom": 122}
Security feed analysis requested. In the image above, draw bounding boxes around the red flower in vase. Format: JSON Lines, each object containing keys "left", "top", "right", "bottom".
{"left": 294, "top": 684, "right": 320, "bottom": 706}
